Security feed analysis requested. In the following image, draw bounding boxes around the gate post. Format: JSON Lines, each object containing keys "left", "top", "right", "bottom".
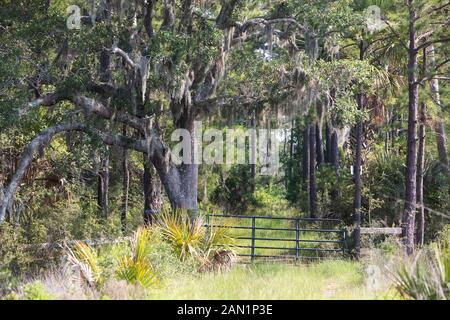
{"left": 251, "top": 217, "right": 256, "bottom": 262}
{"left": 295, "top": 219, "right": 300, "bottom": 261}
{"left": 205, "top": 214, "right": 210, "bottom": 242}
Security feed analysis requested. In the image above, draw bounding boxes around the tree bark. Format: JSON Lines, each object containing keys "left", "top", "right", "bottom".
{"left": 353, "top": 40, "right": 365, "bottom": 259}
{"left": 330, "top": 129, "right": 340, "bottom": 199}
{"left": 330, "top": 130, "right": 339, "bottom": 171}
{"left": 151, "top": 101, "right": 199, "bottom": 213}
{"left": 325, "top": 121, "right": 332, "bottom": 164}
{"left": 97, "top": 150, "right": 109, "bottom": 218}
{"left": 302, "top": 127, "right": 310, "bottom": 192}
{"left": 309, "top": 124, "right": 317, "bottom": 218}
{"left": 143, "top": 158, "right": 162, "bottom": 225}
{"left": 250, "top": 112, "right": 257, "bottom": 194}
{"left": 354, "top": 95, "right": 363, "bottom": 259}
{"left": 427, "top": 45, "right": 449, "bottom": 174}
{"left": 121, "top": 125, "right": 130, "bottom": 233}
{"left": 315, "top": 100, "right": 324, "bottom": 166}
{"left": 416, "top": 102, "right": 426, "bottom": 246}
{"left": 403, "top": 2, "right": 419, "bottom": 255}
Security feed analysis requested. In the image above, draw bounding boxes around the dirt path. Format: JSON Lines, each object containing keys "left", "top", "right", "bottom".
{"left": 323, "top": 281, "right": 338, "bottom": 299}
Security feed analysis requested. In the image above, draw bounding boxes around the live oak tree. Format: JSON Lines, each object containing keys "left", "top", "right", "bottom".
{"left": 0, "top": 1, "right": 448, "bottom": 262}
{"left": 0, "top": 0, "right": 316, "bottom": 221}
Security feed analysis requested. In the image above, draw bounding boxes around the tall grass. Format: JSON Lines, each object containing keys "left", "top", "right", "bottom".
{"left": 149, "top": 260, "right": 381, "bottom": 300}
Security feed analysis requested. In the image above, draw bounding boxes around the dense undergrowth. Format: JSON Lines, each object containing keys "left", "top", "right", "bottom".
{"left": 1, "top": 214, "right": 448, "bottom": 300}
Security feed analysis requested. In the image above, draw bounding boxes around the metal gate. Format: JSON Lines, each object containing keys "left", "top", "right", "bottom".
{"left": 205, "top": 214, "right": 346, "bottom": 261}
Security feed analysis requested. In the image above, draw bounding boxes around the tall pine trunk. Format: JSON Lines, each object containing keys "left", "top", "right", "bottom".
{"left": 330, "top": 129, "right": 340, "bottom": 199}
{"left": 427, "top": 45, "right": 449, "bottom": 174}
{"left": 250, "top": 112, "right": 257, "bottom": 194}
{"left": 403, "top": 1, "right": 419, "bottom": 255}
{"left": 354, "top": 98, "right": 363, "bottom": 259}
{"left": 316, "top": 101, "right": 324, "bottom": 166}
{"left": 325, "top": 121, "right": 332, "bottom": 164}
{"left": 309, "top": 124, "right": 317, "bottom": 218}
{"left": 416, "top": 102, "right": 426, "bottom": 246}
{"left": 302, "top": 127, "right": 310, "bottom": 192}
{"left": 353, "top": 40, "right": 365, "bottom": 259}
{"left": 121, "top": 124, "right": 130, "bottom": 232}
{"left": 97, "top": 152, "right": 109, "bottom": 218}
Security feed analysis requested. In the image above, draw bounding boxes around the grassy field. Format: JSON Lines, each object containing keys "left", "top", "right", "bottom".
{"left": 149, "top": 260, "right": 397, "bottom": 300}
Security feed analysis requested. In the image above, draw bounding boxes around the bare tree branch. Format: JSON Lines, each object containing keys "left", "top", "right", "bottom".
{"left": 18, "top": 92, "right": 145, "bottom": 133}
{"left": 417, "top": 37, "right": 450, "bottom": 51}
{"left": 0, "top": 123, "right": 85, "bottom": 222}
{"left": 18, "top": 92, "right": 63, "bottom": 116}
{"left": 110, "top": 45, "right": 137, "bottom": 68}
{"left": 0, "top": 122, "right": 150, "bottom": 223}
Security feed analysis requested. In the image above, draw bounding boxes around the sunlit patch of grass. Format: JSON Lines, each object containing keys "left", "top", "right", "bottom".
{"left": 149, "top": 260, "right": 389, "bottom": 300}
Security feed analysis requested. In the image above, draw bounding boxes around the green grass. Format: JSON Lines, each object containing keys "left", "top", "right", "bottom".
{"left": 149, "top": 260, "right": 392, "bottom": 300}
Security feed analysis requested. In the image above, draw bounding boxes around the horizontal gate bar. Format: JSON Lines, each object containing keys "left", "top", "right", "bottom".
{"left": 238, "top": 254, "right": 341, "bottom": 259}
{"left": 236, "top": 237, "right": 342, "bottom": 244}
{"left": 231, "top": 245, "right": 341, "bottom": 252}
{"left": 206, "top": 224, "right": 342, "bottom": 233}
{"left": 208, "top": 214, "right": 342, "bottom": 222}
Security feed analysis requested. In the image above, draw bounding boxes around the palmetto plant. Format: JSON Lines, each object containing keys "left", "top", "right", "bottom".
{"left": 116, "top": 227, "right": 159, "bottom": 289}
{"left": 433, "top": 242, "right": 450, "bottom": 295}
{"left": 201, "top": 225, "right": 237, "bottom": 272}
{"left": 66, "top": 241, "right": 102, "bottom": 289}
{"left": 156, "top": 210, "right": 205, "bottom": 261}
{"left": 391, "top": 242, "right": 449, "bottom": 300}
{"left": 156, "top": 210, "right": 237, "bottom": 270}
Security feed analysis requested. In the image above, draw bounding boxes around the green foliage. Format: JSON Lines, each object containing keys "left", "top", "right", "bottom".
{"left": 156, "top": 210, "right": 237, "bottom": 271}
{"left": 22, "top": 281, "right": 55, "bottom": 300}
{"left": 391, "top": 244, "right": 450, "bottom": 300}
{"left": 211, "top": 165, "right": 256, "bottom": 213}
{"left": 66, "top": 241, "right": 103, "bottom": 288}
{"left": 0, "top": 223, "right": 32, "bottom": 279}
{"left": 116, "top": 228, "right": 159, "bottom": 289}
{"left": 156, "top": 211, "right": 205, "bottom": 261}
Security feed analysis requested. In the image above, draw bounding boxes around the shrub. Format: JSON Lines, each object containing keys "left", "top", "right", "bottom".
{"left": 156, "top": 210, "right": 205, "bottom": 261}
{"left": 156, "top": 210, "right": 237, "bottom": 271}
{"left": 66, "top": 241, "right": 103, "bottom": 289}
{"left": 391, "top": 243, "right": 449, "bottom": 300}
{"left": 201, "top": 226, "right": 237, "bottom": 272}
{"left": 115, "top": 227, "right": 159, "bottom": 289}
{"left": 22, "top": 281, "right": 55, "bottom": 300}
